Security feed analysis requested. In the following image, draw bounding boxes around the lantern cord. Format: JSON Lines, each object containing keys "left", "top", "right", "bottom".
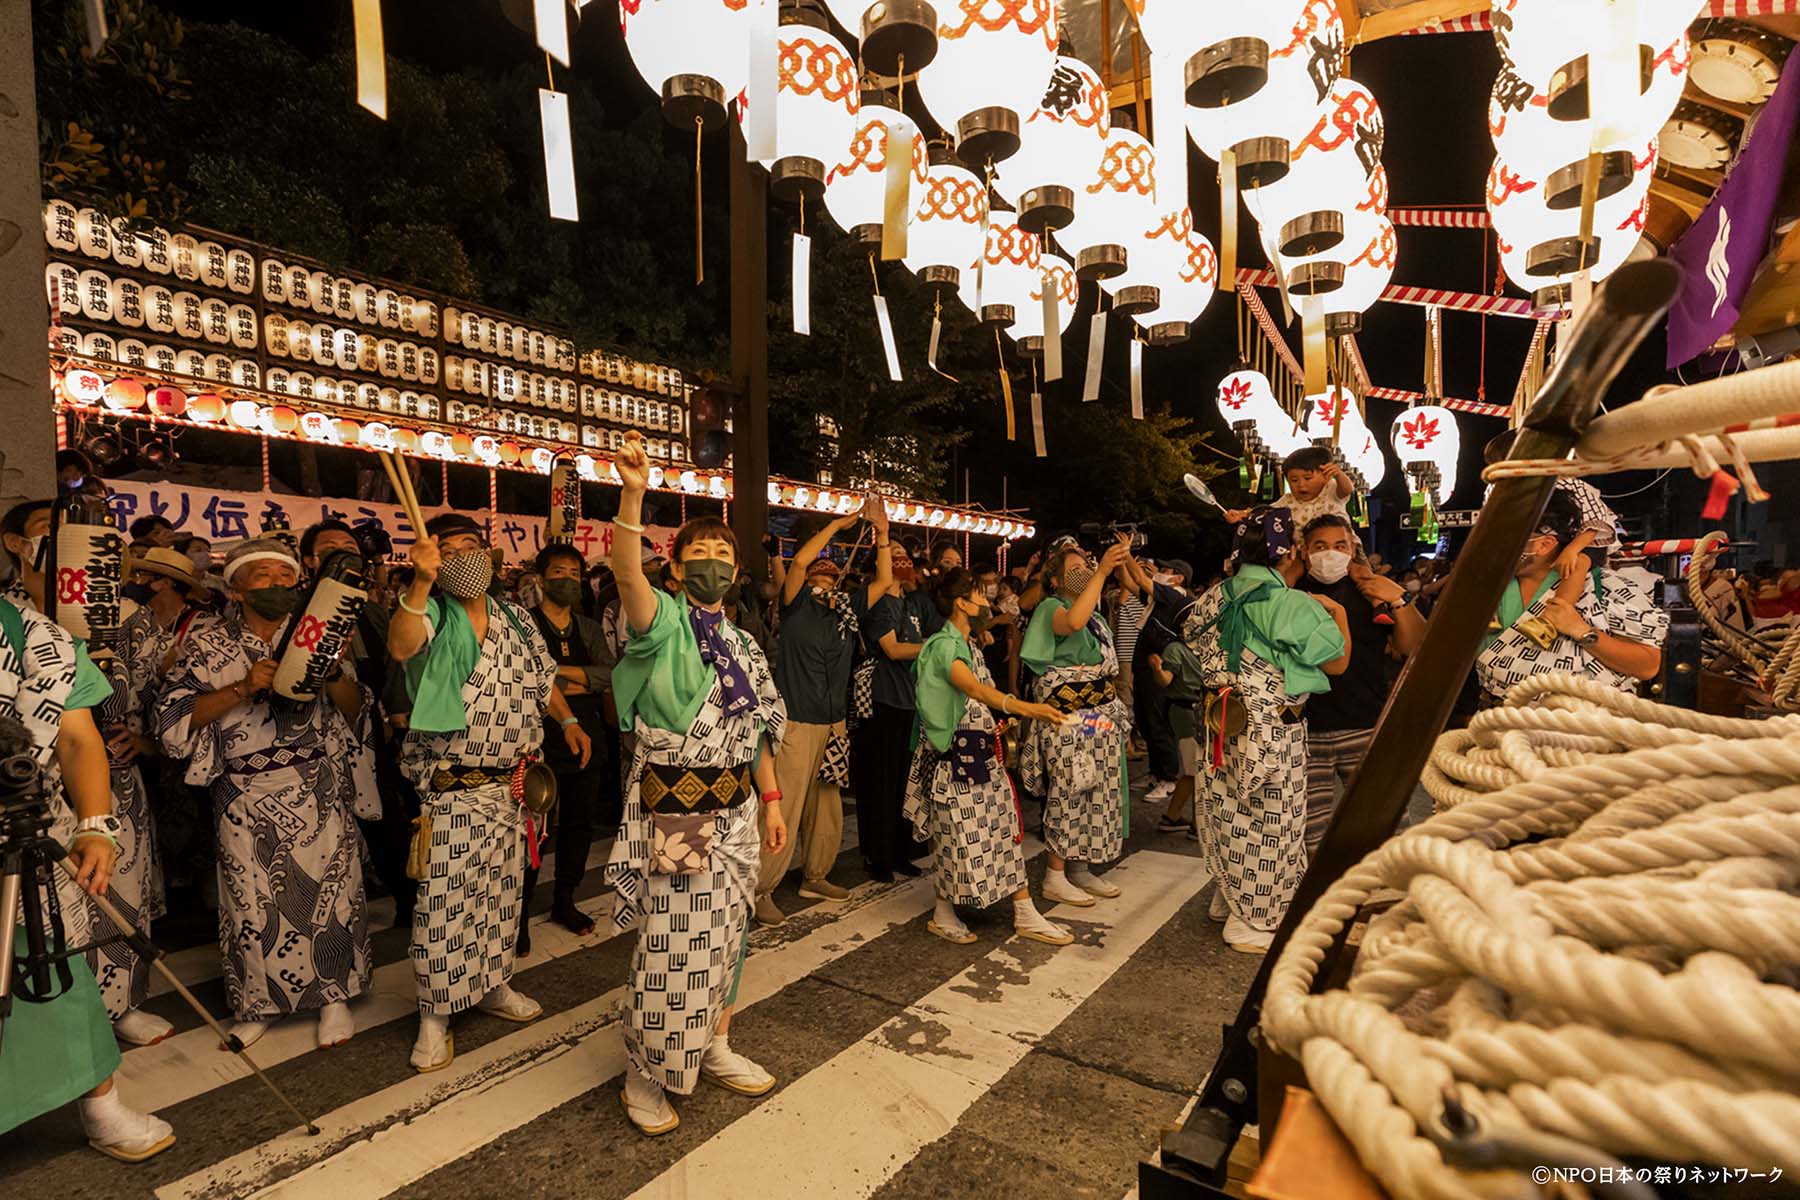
{"left": 868, "top": 252, "right": 881, "bottom": 297}
{"left": 544, "top": 50, "right": 555, "bottom": 91}
{"left": 694, "top": 116, "right": 706, "bottom": 287}
{"left": 896, "top": 53, "right": 906, "bottom": 112}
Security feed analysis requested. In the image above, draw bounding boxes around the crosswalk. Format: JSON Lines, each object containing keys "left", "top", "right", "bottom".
{"left": 2, "top": 800, "right": 1251, "bottom": 1200}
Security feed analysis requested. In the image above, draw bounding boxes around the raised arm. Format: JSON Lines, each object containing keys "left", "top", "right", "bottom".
{"left": 610, "top": 435, "right": 660, "bottom": 635}
{"left": 864, "top": 498, "right": 894, "bottom": 610}
{"left": 387, "top": 536, "right": 440, "bottom": 663}
{"left": 783, "top": 511, "right": 856, "bottom": 605}
{"left": 1053, "top": 541, "right": 1127, "bottom": 636}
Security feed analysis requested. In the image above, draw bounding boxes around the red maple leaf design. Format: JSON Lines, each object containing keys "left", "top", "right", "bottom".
{"left": 1220, "top": 377, "right": 1253, "bottom": 411}
{"left": 1400, "top": 412, "right": 1440, "bottom": 450}
{"left": 1315, "top": 393, "right": 1344, "bottom": 423}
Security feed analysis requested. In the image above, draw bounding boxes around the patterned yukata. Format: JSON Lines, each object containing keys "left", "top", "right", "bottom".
{"left": 1475, "top": 568, "right": 1669, "bottom": 697}
{"left": 401, "top": 596, "right": 556, "bottom": 1018}
{"left": 1184, "top": 566, "right": 1344, "bottom": 933}
{"left": 904, "top": 627, "right": 1026, "bottom": 908}
{"left": 157, "top": 613, "right": 374, "bottom": 1021}
{"left": 1020, "top": 598, "right": 1130, "bottom": 865}
{"left": 0, "top": 596, "right": 120, "bottom": 1133}
{"left": 604, "top": 591, "right": 786, "bottom": 1096}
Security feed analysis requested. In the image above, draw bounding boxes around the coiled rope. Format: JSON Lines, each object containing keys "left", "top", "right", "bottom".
{"left": 1262, "top": 673, "right": 1800, "bottom": 1198}
{"left": 1685, "top": 531, "right": 1800, "bottom": 711}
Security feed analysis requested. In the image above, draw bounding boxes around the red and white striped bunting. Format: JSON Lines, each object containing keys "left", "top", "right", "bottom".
{"left": 1398, "top": 2, "right": 1797, "bottom": 36}
{"left": 1617, "top": 539, "right": 1699, "bottom": 557}
{"left": 1238, "top": 267, "right": 1546, "bottom": 320}
{"left": 1366, "top": 385, "right": 1511, "bottom": 417}
{"left": 1390, "top": 208, "right": 1491, "bottom": 229}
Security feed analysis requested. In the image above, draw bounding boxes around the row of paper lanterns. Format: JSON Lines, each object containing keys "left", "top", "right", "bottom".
{"left": 578, "top": 349, "right": 691, "bottom": 397}
{"left": 47, "top": 262, "right": 258, "bottom": 346}
{"left": 1486, "top": 0, "right": 1692, "bottom": 306}
{"left": 58, "top": 365, "right": 1030, "bottom": 536}
{"left": 45, "top": 201, "right": 256, "bottom": 291}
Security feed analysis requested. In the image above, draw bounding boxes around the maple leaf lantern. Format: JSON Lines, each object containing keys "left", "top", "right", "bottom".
{"left": 1391, "top": 402, "right": 1460, "bottom": 505}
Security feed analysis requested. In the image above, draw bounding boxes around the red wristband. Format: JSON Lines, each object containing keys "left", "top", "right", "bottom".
{"left": 760, "top": 790, "right": 783, "bottom": 805}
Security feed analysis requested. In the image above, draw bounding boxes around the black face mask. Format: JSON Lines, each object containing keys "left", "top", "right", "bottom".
{"left": 966, "top": 603, "right": 994, "bottom": 636}
{"left": 542, "top": 577, "right": 583, "bottom": 608}
{"left": 243, "top": 585, "right": 304, "bottom": 620}
{"left": 122, "top": 581, "right": 155, "bottom": 605}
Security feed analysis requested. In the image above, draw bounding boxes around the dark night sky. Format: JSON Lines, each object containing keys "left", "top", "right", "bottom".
{"left": 150, "top": 1, "right": 1686, "bottom": 556}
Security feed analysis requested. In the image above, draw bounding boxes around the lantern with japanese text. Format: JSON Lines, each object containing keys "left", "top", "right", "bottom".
{"left": 1248, "top": 79, "right": 1384, "bottom": 257}
{"left": 992, "top": 56, "right": 1108, "bottom": 235}
{"left": 904, "top": 147, "right": 986, "bottom": 287}
{"left": 621, "top": 0, "right": 750, "bottom": 129}
{"left": 914, "top": 0, "right": 1057, "bottom": 166}
{"left": 149, "top": 385, "right": 187, "bottom": 418}
{"left": 59, "top": 369, "right": 105, "bottom": 407}
{"left": 1488, "top": 139, "right": 1655, "bottom": 292}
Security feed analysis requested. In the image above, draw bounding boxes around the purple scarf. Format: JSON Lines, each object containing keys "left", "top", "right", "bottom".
{"left": 690, "top": 607, "right": 756, "bottom": 718}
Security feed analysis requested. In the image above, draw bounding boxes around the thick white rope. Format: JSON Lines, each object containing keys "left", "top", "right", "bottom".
{"left": 1262, "top": 673, "right": 1800, "bottom": 1196}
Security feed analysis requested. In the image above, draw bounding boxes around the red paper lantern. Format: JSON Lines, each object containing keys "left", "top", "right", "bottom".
{"left": 449, "top": 433, "right": 474, "bottom": 459}
{"left": 334, "top": 418, "right": 362, "bottom": 443}
{"left": 60, "top": 368, "right": 107, "bottom": 406}
{"left": 148, "top": 385, "right": 187, "bottom": 417}
{"left": 188, "top": 393, "right": 226, "bottom": 423}
{"left": 267, "top": 405, "right": 300, "bottom": 435}
{"left": 103, "top": 378, "right": 147, "bottom": 412}
{"left": 391, "top": 427, "right": 420, "bottom": 454}
{"left": 499, "top": 441, "right": 522, "bottom": 465}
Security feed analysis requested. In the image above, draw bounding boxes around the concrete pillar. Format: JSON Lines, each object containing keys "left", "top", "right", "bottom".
{"left": 0, "top": 8, "right": 53, "bottom": 507}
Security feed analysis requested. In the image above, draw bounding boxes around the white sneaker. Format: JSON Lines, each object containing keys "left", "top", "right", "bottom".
{"left": 1145, "top": 782, "right": 1175, "bottom": 803}
{"left": 411, "top": 1014, "right": 454, "bottom": 1073}
{"left": 622, "top": 1068, "right": 679, "bottom": 1135}
{"left": 1041, "top": 870, "right": 1097, "bottom": 908}
{"left": 1067, "top": 865, "right": 1121, "bottom": 899}
{"left": 1208, "top": 888, "right": 1230, "bottom": 922}
{"left": 701, "top": 1035, "right": 776, "bottom": 1096}
{"left": 1012, "top": 901, "right": 1073, "bottom": 946}
{"left": 222, "top": 1018, "right": 271, "bottom": 1052}
{"left": 477, "top": 983, "right": 542, "bottom": 1023}
{"left": 1223, "top": 915, "right": 1274, "bottom": 954}
{"left": 113, "top": 1008, "right": 173, "bottom": 1047}
{"left": 78, "top": 1089, "right": 175, "bottom": 1163}
{"left": 316, "top": 1001, "right": 355, "bottom": 1048}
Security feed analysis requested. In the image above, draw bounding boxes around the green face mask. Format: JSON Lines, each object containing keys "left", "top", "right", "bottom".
{"left": 243, "top": 585, "right": 303, "bottom": 621}
{"left": 542, "top": 577, "right": 583, "bottom": 608}
{"left": 682, "top": 558, "right": 735, "bottom": 606}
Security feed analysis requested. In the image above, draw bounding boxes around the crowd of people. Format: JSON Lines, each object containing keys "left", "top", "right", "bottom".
{"left": 1, "top": 429, "right": 1680, "bottom": 1158}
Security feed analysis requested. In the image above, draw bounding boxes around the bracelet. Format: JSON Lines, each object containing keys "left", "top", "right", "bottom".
{"left": 1000, "top": 694, "right": 1011, "bottom": 714}
{"left": 560, "top": 716, "right": 580, "bottom": 728}
{"left": 760, "top": 789, "right": 782, "bottom": 806}
{"left": 613, "top": 516, "right": 646, "bottom": 534}
{"left": 70, "top": 830, "right": 119, "bottom": 850}
{"left": 397, "top": 592, "right": 428, "bottom": 616}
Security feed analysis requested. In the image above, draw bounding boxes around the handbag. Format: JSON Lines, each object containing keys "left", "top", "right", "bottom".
{"left": 849, "top": 659, "right": 875, "bottom": 724}
{"left": 820, "top": 725, "right": 851, "bottom": 786}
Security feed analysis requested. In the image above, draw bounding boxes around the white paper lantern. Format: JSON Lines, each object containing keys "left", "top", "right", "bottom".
{"left": 1248, "top": 80, "right": 1384, "bottom": 257}
{"left": 334, "top": 278, "right": 356, "bottom": 320}
{"left": 169, "top": 233, "right": 200, "bottom": 281}
{"left": 1323, "top": 216, "right": 1397, "bottom": 334}
{"left": 1057, "top": 126, "right": 1158, "bottom": 281}
{"left": 110, "top": 277, "right": 146, "bottom": 328}
{"left": 44, "top": 200, "right": 79, "bottom": 252}
{"left": 310, "top": 270, "right": 335, "bottom": 315}
{"left": 45, "top": 263, "right": 80, "bottom": 315}
{"left": 142, "top": 284, "right": 175, "bottom": 333}
{"left": 139, "top": 227, "right": 172, "bottom": 275}
{"left": 904, "top": 150, "right": 987, "bottom": 288}
{"left": 354, "top": 381, "right": 380, "bottom": 409}
{"left": 311, "top": 324, "right": 338, "bottom": 367}
{"left": 288, "top": 319, "right": 314, "bottom": 362}
{"left": 116, "top": 337, "right": 147, "bottom": 367}
{"left": 262, "top": 259, "right": 288, "bottom": 303}
{"left": 957, "top": 214, "right": 1040, "bottom": 326}
{"left": 76, "top": 208, "right": 114, "bottom": 259}
{"left": 202, "top": 297, "right": 232, "bottom": 345}
{"left": 1489, "top": 139, "right": 1655, "bottom": 286}
{"left": 229, "top": 304, "right": 259, "bottom": 350}
{"left": 355, "top": 283, "right": 380, "bottom": 326}
{"left": 233, "top": 360, "right": 262, "bottom": 389}
{"left": 377, "top": 338, "right": 402, "bottom": 378}
{"left": 263, "top": 314, "right": 291, "bottom": 357}
{"left": 224, "top": 248, "right": 256, "bottom": 294}
{"left": 80, "top": 330, "right": 118, "bottom": 362}
{"left": 1008, "top": 251, "right": 1080, "bottom": 352}
{"left": 401, "top": 343, "right": 421, "bottom": 383}
{"left": 620, "top": 0, "right": 751, "bottom": 128}
{"left": 147, "top": 344, "right": 178, "bottom": 373}
{"left": 177, "top": 348, "right": 209, "bottom": 379}
{"left": 1392, "top": 403, "right": 1459, "bottom": 505}
{"left": 415, "top": 300, "right": 439, "bottom": 339}
{"left": 992, "top": 56, "right": 1109, "bottom": 235}
{"left": 914, "top": 0, "right": 1057, "bottom": 165}
{"left": 824, "top": 100, "right": 925, "bottom": 241}
{"left": 333, "top": 326, "right": 362, "bottom": 366}
{"left": 206, "top": 353, "right": 234, "bottom": 383}
{"left": 419, "top": 347, "right": 440, "bottom": 385}
{"left": 1130, "top": 207, "right": 1218, "bottom": 346}
{"left": 110, "top": 225, "right": 144, "bottom": 269}
{"left": 74, "top": 268, "right": 113, "bottom": 321}
{"left": 1304, "top": 384, "right": 1371, "bottom": 448}
{"left": 378, "top": 288, "right": 402, "bottom": 329}
{"left": 764, "top": 12, "right": 859, "bottom": 202}
{"left": 286, "top": 264, "right": 314, "bottom": 309}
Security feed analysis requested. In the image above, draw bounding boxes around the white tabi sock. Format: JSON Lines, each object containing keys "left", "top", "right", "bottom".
{"left": 933, "top": 898, "right": 970, "bottom": 936}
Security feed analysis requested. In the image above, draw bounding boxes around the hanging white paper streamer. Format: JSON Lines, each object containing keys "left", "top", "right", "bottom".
{"left": 535, "top": 0, "right": 570, "bottom": 67}
{"left": 746, "top": 0, "right": 778, "bottom": 161}
{"left": 882, "top": 120, "right": 915, "bottom": 262}
{"left": 82, "top": 0, "right": 109, "bottom": 54}
{"left": 928, "top": 314, "right": 942, "bottom": 367}
{"left": 1031, "top": 390, "right": 1047, "bottom": 457}
{"left": 1151, "top": 43, "right": 1186, "bottom": 213}
{"left": 1041, "top": 271, "right": 1063, "bottom": 382}
{"left": 1129, "top": 339, "right": 1144, "bottom": 419}
{"left": 1083, "top": 312, "right": 1105, "bottom": 401}
{"left": 793, "top": 233, "right": 812, "bottom": 335}
{"left": 874, "top": 295, "right": 903, "bottom": 381}
{"left": 352, "top": 0, "right": 387, "bottom": 119}
{"left": 539, "top": 88, "right": 580, "bottom": 222}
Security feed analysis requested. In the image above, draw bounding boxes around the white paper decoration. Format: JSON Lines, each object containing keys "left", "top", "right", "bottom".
{"left": 226, "top": 248, "right": 257, "bottom": 294}
{"left": 46, "top": 263, "right": 81, "bottom": 315}
{"left": 117, "top": 338, "right": 148, "bottom": 367}
{"left": 262, "top": 259, "right": 288, "bottom": 303}
{"left": 111, "top": 277, "right": 146, "bottom": 328}
{"left": 206, "top": 353, "right": 233, "bottom": 382}
{"left": 233, "top": 359, "right": 262, "bottom": 389}
{"left": 148, "top": 345, "right": 179, "bottom": 373}
{"left": 140, "top": 227, "right": 171, "bottom": 275}
{"left": 170, "top": 233, "right": 200, "bottom": 280}
{"left": 78, "top": 269, "right": 114, "bottom": 321}
{"left": 81, "top": 330, "right": 118, "bottom": 362}
{"left": 287, "top": 265, "right": 314, "bottom": 309}
{"left": 310, "top": 270, "right": 335, "bottom": 315}
{"left": 229, "top": 304, "right": 259, "bottom": 349}
{"left": 44, "top": 200, "right": 79, "bottom": 251}
{"left": 143, "top": 285, "right": 175, "bottom": 333}
{"left": 176, "top": 348, "right": 208, "bottom": 378}
{"left": 202, "top": 297, "right": 232, "bottom": 344}
{"left": 199, "top": 242, "right": 228, "bottom": 288}
{"left": 76, "top": 209, "right": 114, "bottom": 259}
{"left": 289, "top": 319, "right": 314, "bottom": 362}
{"left": 111, "top": 226, "right": 144, "bottom": 269}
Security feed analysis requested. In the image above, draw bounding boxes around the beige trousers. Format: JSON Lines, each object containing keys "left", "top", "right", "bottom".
{"left": 757, "top": 719, "right": 846, "bottom": 894}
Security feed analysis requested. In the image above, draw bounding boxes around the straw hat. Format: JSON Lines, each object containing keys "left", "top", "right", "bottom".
{"left": 130, "top": 545, "right": 200, "bottom": 589}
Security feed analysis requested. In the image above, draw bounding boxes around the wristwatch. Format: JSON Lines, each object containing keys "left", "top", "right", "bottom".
{"left": 73, "top": 814, "right": 124, "bottom": 843}
{"left": 1576, "top": 626, "right": 1602, "bottom": 648}
{"left": 1390, "top": 592, "right": 1413, "bottom": 610}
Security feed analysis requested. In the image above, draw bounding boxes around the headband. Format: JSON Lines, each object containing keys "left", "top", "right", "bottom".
{"left": 1228, "top": 507, "right": 1293, "bottom": 570}
{"left": 223, "top": 549, "right": 300, "bottom": 584}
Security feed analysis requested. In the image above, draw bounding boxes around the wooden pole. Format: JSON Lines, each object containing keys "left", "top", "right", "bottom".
{"left": 729, "top": 121, "right": 771, "bottom": 580}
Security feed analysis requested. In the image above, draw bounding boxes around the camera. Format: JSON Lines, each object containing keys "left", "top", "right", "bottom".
{"left": 1078, "top": 522, "right": 1148, "bottom": 553}
{"left": 351, "top": 521, "right": 394, "bottom": 562}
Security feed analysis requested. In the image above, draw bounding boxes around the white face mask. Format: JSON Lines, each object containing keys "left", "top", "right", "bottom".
{"left": 1404, "top": 579, "right": 1423, "bottom": 594}
{"left": 1308, "top": 549, "right": 1352, "bottom": 585}
{"left": 23, "top": 535, "right": 45, "bottom": 573}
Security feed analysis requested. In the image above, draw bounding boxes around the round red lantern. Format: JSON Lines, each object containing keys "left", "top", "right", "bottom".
{"left": 188, "top": 393, "right": 226, "bottom": 423}
{"left": 103, "top": 378, "right": 146, "bottom": 412}
{"left": 148, "top": 385, "right": 188, "bottom": 418}
{"left": 391, "top": 427, "right": 421, "bottom": 454}
{"left": 266, "top": 405, "right": 300, "bottom": 435}
{"left": 450, "top": 433, "right": 474, "bottom": 459}
{"left": 334, "top": 418, "right": 361, "bottom": 443}
{"left": 499, "top": 441, "right": 522, "bottom": 465}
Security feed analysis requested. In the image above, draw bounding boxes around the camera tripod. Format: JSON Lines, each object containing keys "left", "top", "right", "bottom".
{"left": 1, "top": 756, "right": 319, "bottom": 1135}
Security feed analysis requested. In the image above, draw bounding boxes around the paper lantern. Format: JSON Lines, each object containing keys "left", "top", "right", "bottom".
{"left": 1248, "top": 80, "right": 1384, "bottom": 257}
{"left": 1392, "top": 404, "right": 1457, "bottom": 505}
{"left": 228, "top": 399, "right": 263, "bottom": 430}
{"left": 821, "top": 0, "right": 938, "bottom": 75}
{"left": 992, "top": 55, "right": 1109, "bottom": 235}
{"left": 199, "top": 242, "right": 229, "bottom": 289}
{"left": 142, "top": 284, "right": 175, "bottom": 333}
{"left": 110, "top": 277, "right": 146, "bottom": 328}
{"left": 1324, "top": 216, "right": 1397, "bottom": 335}
{"left": 77, "top": 269, "right": 114, "bottom": 321}
{"left": 422, "top": 431, "right": 454, "bottom": 458}
{"left": 188, "top": 393, "right": 226, "bottom": 423}
{"left": 262, "top": 259, "right": 288, "bottom": 303}
{"left": 473, "top": 435, "right": 501, "bottom": 465}
{"left": 1008, "top": 252, "right": 1079, "bottom": 354}
{"left": 335, "top": 418, "right": 361, "bottom": 443}
{"left": 499, "top": 441, "right": 522, "bottom": 465}
{"left": 379, "top": 289, "right": 403, "bottom": 329}
{"left": 43, "top": 199, "right": 78, "bottom": 251}
{"left": 80, "top": 331, "right": 118, "bottom": 363}
{"left": 1183, "top": 1, "right": 1347, "bottom": 185}
{"left": 764, "top": 10, "right": 858, "bottom": 202}
{"left": 1131, "top": 207, "right": 1218, "bottom": 346}
{"left": 110, "top": 225, "right": 143, "bottom": 269}
{"left": 450, "top": 433, "right": 475, "bottom": 459}
{"left": 1304, "top": 385, "right": 1371, "bottom": 449}
{"left": 176, "top": 349, "right": 208, "bottom": 379}
{"left": 904, "top": 148, "right": 986, "bottom": 287}
{"left": 60, "top": 368, "right": 106, "bottom": 406}
{"left": 391, "top": 427, "right": 420, "bottom": 454}
{"left": 355, "top": 283, "right": 380, "bottom": 325}
{"left": 957, "top": 215, "right": 1040, "bottom": 326}
{"left": 202, "top": 297, "right": 232, "bottom": 345}
{"left": 1489, "top": 139, "right": 1655, "bottom": 285}
{"left": 825, "top": 99, "right": 926, "bottom": 242}
{"left": 300, "top": 411, "right": 337, "bottom": 442}
{"left": 146, "top": 345, "right": 177, "bottom": 373}
{"left": 139, "top": 227, "right": 172, "bottom": 275}
{"left": 914, "top": 0, "right": 1057, "bottom": 165}
{"left": 149, "top": 384, "right": 189, "bottom": 417}
{"left": 75, "top": 208, "right": 114, "bottom": 259}
{"left": 206, "top": 353, "right": 233, "bottom": 382}
{"left": 620, "top": 0, "right": 751, "bottom": 129}
{"left": 170, "top": 233, "right": 201, "bottom": 281}
{"left": 232, "top": 360, "right": 262, "bottom": 389}
{"left": 116, "top": 337, "right": 147, "bottom": 367}
{"left": 1057, "top": 127, "right": 1158, "bottom": 281}
{"left": 263, "top": 405, "right": 300, "bottom": 436}
{"left": 288, "top": 370, "right": 314, "bottom": 399}
{"left": 229, "top": 304, "right": 259, "bottom": 350}
{"left": 361, "top": 421, "right": 394, "bottom": 451}
{"left": 45, "top": 263, "right": 81, "bottom": 315}
{"left": 174, "top": 291, "right": 204, "bottom": 340}
{"left": 225, "top": 248, "right": 256, "bottom": 294}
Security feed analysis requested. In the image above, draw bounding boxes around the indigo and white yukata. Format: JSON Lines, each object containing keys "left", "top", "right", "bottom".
{"left": 0, "top": 595, "right": 120, "bottom": 1133}
{"left": 1476, "top": 567, "right": 1669, "bottom": 697}
{"left": 158, "top": 612, "right": 375, "bottom": 1021}
{"left": 604, "top": 591, "right": 785, "bottom": 1096}
{"left": 1184, "top": 566, "right": 1344, "bottom": 933}
{"left": 904, "top": 627, "right": 1026, "bottom": 908}
{"left": 401, "top": 595, "right": 556, "bottom": 1018}
{"left": 1019, "top": 598, "right": 1130, "bottom": 865}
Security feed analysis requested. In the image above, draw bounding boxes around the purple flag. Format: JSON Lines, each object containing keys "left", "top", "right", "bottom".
{"left": 1666, "top": 48, "right": 1800, "bottom": 367}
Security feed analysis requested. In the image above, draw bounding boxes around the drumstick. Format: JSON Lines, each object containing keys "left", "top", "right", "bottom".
{"left": 394, "top": 451, "right": 426, "bottom": 529}
{"left": 378, "top": 450, "right": 427, "bottom": 536}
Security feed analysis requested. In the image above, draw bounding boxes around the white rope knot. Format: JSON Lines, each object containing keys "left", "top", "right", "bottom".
{"left": 1263, "top": 674, "right": 1800, "bottom": 1195}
